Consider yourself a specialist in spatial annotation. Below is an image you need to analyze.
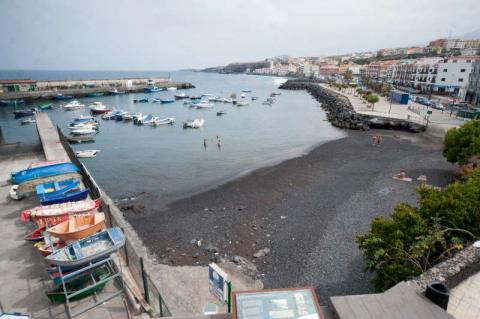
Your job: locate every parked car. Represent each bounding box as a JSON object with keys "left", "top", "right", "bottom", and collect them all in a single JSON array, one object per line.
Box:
[
  {"left": 448, "top": 101, "right": 469, "bottom": 108},
  {"left": 414, "top": 96, "right": 431, "bottom": 106},
  {"left": 430, "top": 100, "right": 445, "bottom": 110}
]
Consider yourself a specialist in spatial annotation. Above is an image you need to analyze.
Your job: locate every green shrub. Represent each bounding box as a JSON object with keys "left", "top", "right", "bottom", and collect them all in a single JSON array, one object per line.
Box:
[
  {"left": 357, "top": 168, "right": 480, "bottom": 291},
  {"left": 443, "top": 120, "right": 480, "bottom": 165}
]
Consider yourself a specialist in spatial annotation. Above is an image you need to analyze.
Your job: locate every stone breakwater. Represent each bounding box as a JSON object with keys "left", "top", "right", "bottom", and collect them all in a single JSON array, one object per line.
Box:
[{"left": 279, "top": 80, "right": 426, "bottom": 133}]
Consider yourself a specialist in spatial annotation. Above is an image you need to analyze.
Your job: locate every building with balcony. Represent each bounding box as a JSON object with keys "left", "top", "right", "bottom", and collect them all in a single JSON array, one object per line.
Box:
[{"left": 412, "top": 58, "right": 443, "bottom": 93}]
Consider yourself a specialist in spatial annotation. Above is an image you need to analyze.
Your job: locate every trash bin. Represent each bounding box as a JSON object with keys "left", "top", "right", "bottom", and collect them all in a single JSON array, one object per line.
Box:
[{"left": 426, "top": 281, "right": 450, "bottom": 310}]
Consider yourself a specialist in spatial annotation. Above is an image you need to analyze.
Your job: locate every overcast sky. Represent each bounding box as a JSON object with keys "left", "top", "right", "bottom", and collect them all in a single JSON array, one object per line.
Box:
[{"left": 0, "top": 0, "right": 478, "bottom": 71}]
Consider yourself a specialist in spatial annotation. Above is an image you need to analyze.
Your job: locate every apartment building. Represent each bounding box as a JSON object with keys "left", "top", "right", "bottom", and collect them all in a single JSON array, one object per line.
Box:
[
  {"left": 465, "top": 60, "right": 480, "bottom": 105},
  {"left": 434, "top": 56, "right": 479, "bottom": 98}
]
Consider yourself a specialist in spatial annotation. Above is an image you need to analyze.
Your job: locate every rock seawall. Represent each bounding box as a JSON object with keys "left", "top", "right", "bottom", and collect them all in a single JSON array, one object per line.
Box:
[{"left": 279, "top": 80, "right": 426, "bottom": 133}]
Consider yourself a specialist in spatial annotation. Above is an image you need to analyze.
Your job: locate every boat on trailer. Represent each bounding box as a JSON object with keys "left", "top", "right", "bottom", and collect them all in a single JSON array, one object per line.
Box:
[{"left": 45, "top": 227, "right": 126, "bottom": 267}]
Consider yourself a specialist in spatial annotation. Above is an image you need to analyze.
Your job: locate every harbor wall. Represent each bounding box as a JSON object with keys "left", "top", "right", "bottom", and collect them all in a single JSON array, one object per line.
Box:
[
  {"left": 0, "top": 79, "right": 195, "bottom": 101},
  {"left": 56, "top": 127, "right": 171, "bottom": 317}
]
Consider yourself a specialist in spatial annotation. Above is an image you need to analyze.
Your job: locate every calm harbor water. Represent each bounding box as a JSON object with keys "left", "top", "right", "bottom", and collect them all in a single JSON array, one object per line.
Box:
[{"left": 0, "top": 71, "right": 345, "bottom": 206}]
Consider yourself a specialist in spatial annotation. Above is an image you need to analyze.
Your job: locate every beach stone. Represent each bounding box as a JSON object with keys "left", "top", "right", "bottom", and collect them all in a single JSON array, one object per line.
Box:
[
  {"left": 192, "top": 252, "right": 200, "bottom": 259},
  {"left": 190, "top": 239, "right": 197, "bottom": 245},
  {"left": 253, "top": 248, "right": 271, "bottom": 258},
  {"left": 205, "top": 243, "right": 219, "bottom": 253},
  {"left": 196, "top": 240, "right": 202, "bottom": 247},
  {"left": 232, "top": 255, "right": 258, "bottom": 277}
]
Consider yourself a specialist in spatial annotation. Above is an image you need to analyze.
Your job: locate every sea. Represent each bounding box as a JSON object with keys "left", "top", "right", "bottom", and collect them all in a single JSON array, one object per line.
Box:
[{"left": 0, "top": 70, "right": 345, "bottom": 206}]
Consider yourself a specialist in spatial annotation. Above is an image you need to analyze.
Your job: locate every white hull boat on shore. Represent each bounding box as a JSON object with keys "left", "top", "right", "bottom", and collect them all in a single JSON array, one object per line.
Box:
[
  {"left": 183, "top": 118, "right": 204, "bottom": 128},
  {"left": 75, "top": 150, "right": 100, "bottom": 158}
]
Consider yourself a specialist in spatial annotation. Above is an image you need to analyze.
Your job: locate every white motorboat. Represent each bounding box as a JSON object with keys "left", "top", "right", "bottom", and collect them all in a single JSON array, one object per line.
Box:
[
  {"left": 271, "top": 91, "right": 282, "bottom": 96},
  {"left": 71, "top": 128, "right": 97, "bottom": 135},
  {"left": 123, "top": 113, "right": 134, "bottom": 121},
  {"left": 63, "top": 100, "right": 85, "bottom": 110},
  {"left": 88, "top": 101, "right": 105, "bottom": 109},
  {"left": 183, "top": 118, "right": 205, "bottom": 128},
  {"left": 75, "top": 150, "right": 100, "bottom": 158},
  {"left": 135, "top": 114, "right": 154, "bottom": 125},
  {"left": 240, "top": 93, "right": 246, "bottom": 99},
  {"left": 167, "top": 87, "right": 177, "bottom": 91},
  {"left": 68, "top": 123, "right": 98, "bottom": 130},
  {"left": 152, "top": 117, "right": 175, "bottom": 126},
  {"left": 221, "top": 97, "right": 233, "bottom": 103},
  {"left": 194, "top": 101, "right": 214, "bottom": 109},
  {"left": 152, "top": 98, "right": 161, "bottom": 103},
  {"left": 236, "top": 101, "right": 249, "bottom": 107},
  {"left": 21, "top": 117, "right": 36, "bottom": 125},
  {"left": 174, "top": 92, "right": 189, "bottom": 99}
]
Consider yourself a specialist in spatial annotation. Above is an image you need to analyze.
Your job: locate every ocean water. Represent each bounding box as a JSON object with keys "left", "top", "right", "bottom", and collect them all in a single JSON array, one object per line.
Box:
[{"left": 0, "top": 71, "right": 345, "bottom": 206}]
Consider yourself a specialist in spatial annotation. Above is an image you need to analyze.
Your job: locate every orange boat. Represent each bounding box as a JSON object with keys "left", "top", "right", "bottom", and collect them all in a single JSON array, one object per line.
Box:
[{"left": 47, "top": 213, "right": 106, "bottom": 241}]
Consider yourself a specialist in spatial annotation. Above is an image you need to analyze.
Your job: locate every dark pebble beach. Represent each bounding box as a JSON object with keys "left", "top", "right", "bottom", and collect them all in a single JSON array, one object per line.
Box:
[{"left": 126, "top": 129, "right": 454, "bottom": 302}]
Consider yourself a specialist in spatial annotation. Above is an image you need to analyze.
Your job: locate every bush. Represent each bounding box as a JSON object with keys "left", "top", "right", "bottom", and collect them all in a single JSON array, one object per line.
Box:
[
  {"left": 357, "top": 168, "right": 480, "bottom": 291},
  {"left": 443, "top": 120, "right": 480, "bottom": 165}
]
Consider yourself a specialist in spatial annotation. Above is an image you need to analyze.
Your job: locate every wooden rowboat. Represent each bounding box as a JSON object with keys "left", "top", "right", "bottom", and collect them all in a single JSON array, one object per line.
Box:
[
  {"left": 34, "top": 240, "right": 66, "bottom": 257},
  {"left": 24, "top": 227, "right": 45, "bottom": 241},
  {"left": 47, "top": 213, "right": 106, "bottom": 241},
  {"left": 20, "top": 199, "right": 100, "bottom": 227}
]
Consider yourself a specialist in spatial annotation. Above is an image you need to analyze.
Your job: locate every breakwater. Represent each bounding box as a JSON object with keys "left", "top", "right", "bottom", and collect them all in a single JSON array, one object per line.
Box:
[
  {"left": 0, "top": 79, "right": 195, "bottom": 102},
  {"left": 279, "top": 80, "right": 426, "bottom": 133}
]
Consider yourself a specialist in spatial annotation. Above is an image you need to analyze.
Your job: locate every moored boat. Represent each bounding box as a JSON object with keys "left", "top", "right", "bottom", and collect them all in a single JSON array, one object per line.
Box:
[
  {"left": 11, "top": 162, "right": 79, "bottom": 185},
  {"left": 216, "top": 110, "right": 226, "bottom": 116},
  {"left": 194, "top": 101, "right": 214, "bottom": 109},
  {"left": 160, "top": 98, "right": 175, "bottom": 103},
  {"left": 183, "top": 118, "right": 205, "bottom": 128},
  {"left": 85, "top": 92, "right": 105, "bottom": 98},
  {"left": 45, "top": 227, "right": 126, "bottom": 267},
  {"left": 71, "top": 128, "right": 97, "bottom": 135},
  {"left": 174, "top": 92, "right": 189, "bottom": 99},
  {"left": 0, "top": 99, "right": 25, "bottom": 105},
  {"left": 47, "top": 213, "right": 106, "bottom": 241},
  {"left": 53, "top": 94, "right": 74, "bottom": 101},
  {"left": 75, "top": 150, "right": 100, "bottom": 158},
  {"left": 152, "top": 117, "right": 175, "bottom": 126},
  {"left": 110, "top": 88, "right": 127, "bottom": 95},
  {"left": 13, "top": 109, "right": 35, "bottom": 118},
  {"left": 133, "top": 98, "right": 149, "bottom": 103},
  {"left": 144, "top": 85, "right": 161, "bottom": 93},
  {"left": 236, "top": 101, "right": 249, "bottom": 107},
  {"left": 39, "top": 103, "right": 53, "bottom": 110},
  {"left": 62, "top": 100, "right": 85, "bottom": 110},
  {"left": 21, "top": 117, "right": 36, "bottom": 125},
  {"left": 241, "top": 88, "right": 252, "bottom": 93}
]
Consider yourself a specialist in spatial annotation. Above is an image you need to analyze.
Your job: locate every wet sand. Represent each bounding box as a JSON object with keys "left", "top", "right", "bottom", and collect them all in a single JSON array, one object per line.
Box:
[{"left": 125, "top": 129, "right": 454, "bottom": 302}]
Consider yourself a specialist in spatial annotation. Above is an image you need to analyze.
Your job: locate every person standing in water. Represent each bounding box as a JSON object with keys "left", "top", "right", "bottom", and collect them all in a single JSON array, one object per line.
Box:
[{"left": 203, "top": 138, "right": 207, "bottom": 150}]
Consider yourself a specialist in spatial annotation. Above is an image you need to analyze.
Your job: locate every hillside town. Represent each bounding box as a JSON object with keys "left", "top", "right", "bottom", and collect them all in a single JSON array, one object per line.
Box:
[{"left": 251, "top": 37, "right": 480, "bottom": 106}]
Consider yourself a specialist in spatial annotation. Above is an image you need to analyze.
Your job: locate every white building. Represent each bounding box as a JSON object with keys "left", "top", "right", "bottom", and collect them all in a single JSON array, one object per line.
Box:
[{"left": 434, "top": 56, "right": 479, "bottom": 98}]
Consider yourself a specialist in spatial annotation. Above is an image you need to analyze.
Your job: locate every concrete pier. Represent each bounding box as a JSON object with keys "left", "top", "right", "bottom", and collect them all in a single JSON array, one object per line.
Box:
[{"left": 35, "top": 112, "right": 70, "bottom": 162}]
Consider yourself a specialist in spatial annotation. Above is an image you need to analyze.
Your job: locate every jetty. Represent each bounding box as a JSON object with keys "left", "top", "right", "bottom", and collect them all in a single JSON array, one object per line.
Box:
[{"left": 0, "top": 77, "right": 195, "bottom": 102}]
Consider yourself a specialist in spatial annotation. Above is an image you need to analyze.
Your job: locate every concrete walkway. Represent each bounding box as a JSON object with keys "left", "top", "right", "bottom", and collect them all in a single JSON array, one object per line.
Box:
[
  {"left": 0, "top": 149, "right": 127, "bottom": 319},
  {"left": 35, "top": 112, "right": 70, "bottom": 162},
  {"left": 448, "top": 271, "right": 480, "bottom": 319}
]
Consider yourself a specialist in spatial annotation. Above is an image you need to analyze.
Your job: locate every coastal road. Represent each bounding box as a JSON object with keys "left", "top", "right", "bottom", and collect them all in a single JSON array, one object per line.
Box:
[{"left": 126, "top": 130, "right": 454, "bottom": 303}]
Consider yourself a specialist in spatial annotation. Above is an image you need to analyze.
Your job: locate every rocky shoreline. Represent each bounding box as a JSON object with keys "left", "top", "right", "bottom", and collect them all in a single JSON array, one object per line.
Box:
[{"left": 279, "top": 79, "right": 426, "bottom": 133}]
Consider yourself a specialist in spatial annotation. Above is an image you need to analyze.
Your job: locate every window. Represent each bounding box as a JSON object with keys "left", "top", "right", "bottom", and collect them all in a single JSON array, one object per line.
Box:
[
  {"left": 441, "top": 78, "right": 446, "bottom": 81},
  {"left": 461, "top": 69, "right": 466, "bottom": 72},
  {"left": 443, "top": 69, "right": 447, "bottom": 72},
  {"left": 459, "top": 78, "right": 464, "bottom": 82}
]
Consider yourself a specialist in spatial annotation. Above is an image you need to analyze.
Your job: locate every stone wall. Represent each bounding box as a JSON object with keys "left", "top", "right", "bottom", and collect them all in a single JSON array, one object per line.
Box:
[
  {"left": 408, "top": 243, "right": 480, "bottom": 293},
  {"left": 279, "top": 80, "right": 426, "bottom": 133}
]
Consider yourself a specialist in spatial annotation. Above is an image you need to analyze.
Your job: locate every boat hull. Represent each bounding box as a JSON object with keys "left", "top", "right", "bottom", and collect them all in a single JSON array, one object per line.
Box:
[
  {"left": 40, "top": 188, "right": 90, "bottom": 206},
  {"left": 47, "top": 213, "right": 106, "bottom": 241},
  {"left": 11, "top": 163, "right": 79, "bottom": 185}
]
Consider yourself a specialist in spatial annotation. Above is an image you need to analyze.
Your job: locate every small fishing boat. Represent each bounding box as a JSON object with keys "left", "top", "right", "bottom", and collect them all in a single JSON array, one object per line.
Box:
[
  {"left": 20, "top": 198, "right": 100, "bottom": 227},
  {"left": 194, "top": 101, "right": 214, "bottom": 109},
  {"left": 135, "top": 114, "right": 154, "bottom": 125},
  {"left": 13, "top": 109, "right": 35, "bottom": 118},
  {"left": 241, "top": 88, "right": 252, "bottom": 93},
  {"left": 72, "top": 115, "right": 96, "bottom": 122},
  {"left": 75, "top": 150, "right": 100, "bottom": 158},
  {"left": 11, "top": 162, "right": 79, "bottom": 185},
  {"left": 110, "top": 88, "right": 127, "bottom": 95},
  {"left": 144, "top": 85, "right": 161, "bottom": 93},
  {"left": 36, "top": 179, "right": 81, "bottom": 198},
  {"left": 71, "top": 128, "right": 97, "bottom": 135},
  {"left": 62, "top": 100, "right": 85, "bottom": 110},
  {"left": 28, "top": 160, "right": 68, "bottom": 169},
  {"left": 216, "top": 110, "right": 226, "bottom": 116},
  {"left": 36, "top": 240, "right": 66, "bottom": 257},
  {"left": 270, "top": 92, "right": 282, "bottom": 96},
  {"left": 240, "top": 93, "right": 246, "bottom": 99},
  {"left": 46, "top": 266, "right": 110, "bottom": 302},
  {"left": 53, "top": 94, "right": 74, "bottom": 101},
  {"left": 152, "top": 98, "right": 161, "bottom": 103},
  {"left": 0, "top": 99, "right": 25, "bottom": 105},
  {"left": 68, "top": 123, "right": 98, "bottom": 131},
  {"left": 251, "top": 97, "right": 258, "bottom": 101},
  {"left": 90, "top": 105, "right": 111, "bottom": 115},
  {"left": 21, "top": 117, "right": 36, "bottom": 125},
  {"left": 174, "top": 93, "right": 189, "bottom": 99},
  {"left": 167, "top": 87, "right": 177, "bottom": 91},
  {"left": 38, "top": 103, "right": 53, "bottom": 110},
  {"left": 152, "top": 117, "right": 175, "bottom": 126},
  {"left": 160, "top": 98, "right": 175, "bottom": 104},
  {"left": 45, "top": 227, "right": 125, "bottom": 267},
  {"left": 85, "top": 92, "right": 105, "bottom": 98},
  {"left": 236, "top": 101, "right": 249, "bottom": 107},
  {"left": 122, "top": 113, "right": 134, "bottom": 121},
  {"left": 39, "top": 187, "right": 90, "bottom": 206},
  {"left": 112, "top": 111, "right": 128, "bottom": 121},
  {"left": 133, "top": 98, "right": 149, "bottom": 103},
  {"left": 221, "top": 97, "right": 233, "bottom": 103},
  {"left": 189, "top": 95, "right": 202, "bottom": 101},
  {"left": 24, "top": 226, "right": 45, "bottom": 241},
  {"left": 183, "top": 118, "right": 205, "bottom": 128},
  {"left": 47, "top": 213, "right": 106, "bottom": 241},
  {"left": 67, "top": 135, "right": 95, "bottom": 143}
]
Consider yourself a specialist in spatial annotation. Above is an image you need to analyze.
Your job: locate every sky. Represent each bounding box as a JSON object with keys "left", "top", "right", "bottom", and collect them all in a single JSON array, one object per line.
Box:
[{"left": 0, "top": 0, "right": 479, "bottom": 71}]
